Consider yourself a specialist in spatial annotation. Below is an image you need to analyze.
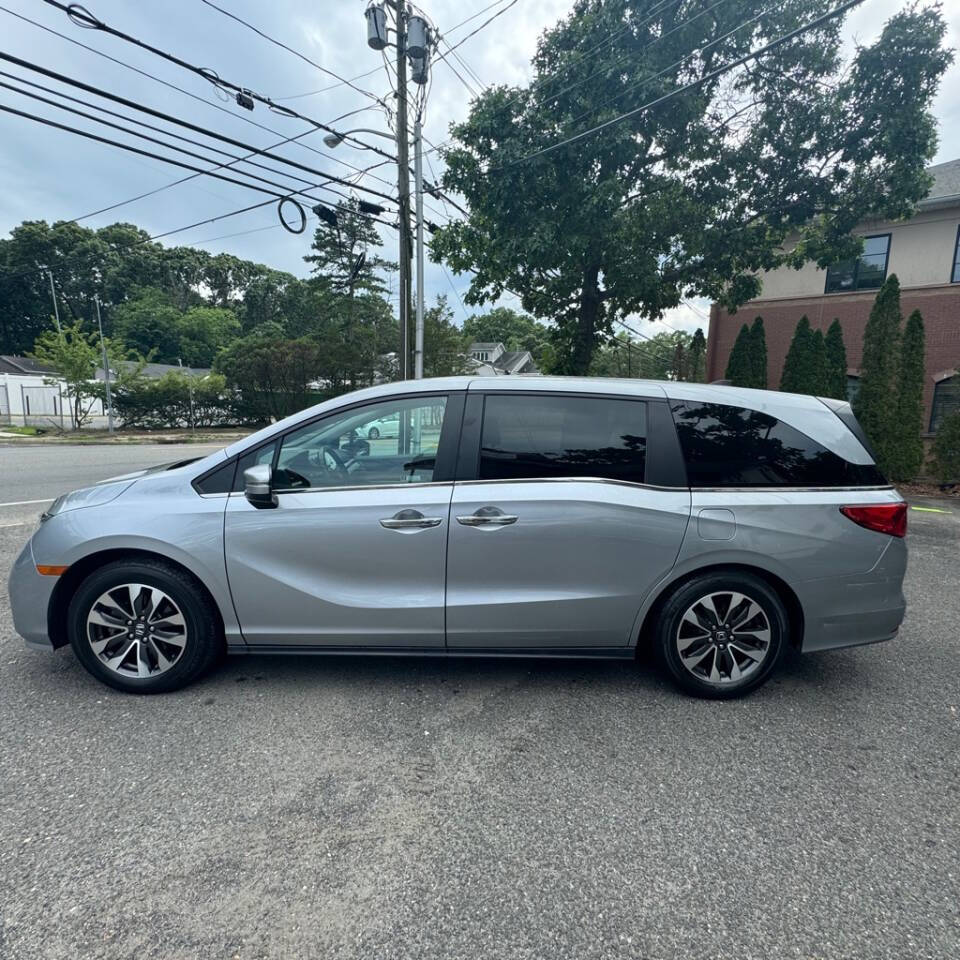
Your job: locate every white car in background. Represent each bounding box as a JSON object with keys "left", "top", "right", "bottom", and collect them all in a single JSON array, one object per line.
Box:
[{"left": 364, "top": 413, "right": 399, "bottom": 440}]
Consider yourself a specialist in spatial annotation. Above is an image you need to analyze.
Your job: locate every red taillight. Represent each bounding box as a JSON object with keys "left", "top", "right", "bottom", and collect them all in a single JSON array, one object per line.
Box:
[{"left": 840, "top": 502, "right": 907, "bottom": 538}]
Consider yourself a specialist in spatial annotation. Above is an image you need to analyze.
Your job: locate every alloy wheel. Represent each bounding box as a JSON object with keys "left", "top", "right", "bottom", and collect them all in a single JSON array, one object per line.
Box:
[
  {"left": 675, "top": 590, "right": 772, "bottom": 685},
  {"left": 86, "top": 583, "right": 187, "bottom": 679}
]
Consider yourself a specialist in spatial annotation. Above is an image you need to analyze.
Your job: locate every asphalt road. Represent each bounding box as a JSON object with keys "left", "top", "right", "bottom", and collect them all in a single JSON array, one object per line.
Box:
[{"left": 0, "top": 447, "right": 958, "bottom": 960}]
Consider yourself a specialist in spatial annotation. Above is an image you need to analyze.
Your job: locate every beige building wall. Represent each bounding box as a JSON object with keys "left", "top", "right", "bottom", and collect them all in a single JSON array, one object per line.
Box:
[{"left": 756, "top": 207, "right": 960, "bottom": 300}]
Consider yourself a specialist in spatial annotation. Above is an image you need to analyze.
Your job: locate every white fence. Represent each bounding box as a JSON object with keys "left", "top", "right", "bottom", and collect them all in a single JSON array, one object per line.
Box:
[{"left": 0, "top": 374, "right": 105, "bottom": 430}]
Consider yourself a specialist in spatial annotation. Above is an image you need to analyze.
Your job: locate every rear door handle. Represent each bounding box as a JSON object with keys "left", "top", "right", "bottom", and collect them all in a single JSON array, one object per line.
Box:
[
  {"left": 456, "top": 507, "right": 518, "bottom": 527},
  {"left": 380, "top": 509, "right": 443, "bottom": 529}
]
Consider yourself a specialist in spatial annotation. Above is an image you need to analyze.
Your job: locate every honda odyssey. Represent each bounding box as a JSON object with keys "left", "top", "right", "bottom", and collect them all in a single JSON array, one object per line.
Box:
[{"left": 9, "top": 377, "right": 907, "bottom": 698}]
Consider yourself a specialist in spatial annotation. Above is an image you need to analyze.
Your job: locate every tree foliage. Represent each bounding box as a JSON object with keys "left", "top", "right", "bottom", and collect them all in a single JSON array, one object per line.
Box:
[
  {"left": 889, "top": 308, "right": 926, "bottom": 481},
  {"left": 724, "top": 324, "right": 754, "bottom": 387},
  {"left": 822, "top": 319, "right": 848, "bottom": 400},
  {"left": 780, "top": 316, "right": 816, "bottom": 394},
  {"left": 432, "top": 1, "right": 951, "bottom": 373},
  {"left": 423, "top": 297, "right": 471, "bottom": 378},
  {"left": 591, "top": 328, "right": 703, "bottom": 381},
  {"left": 749, "top": 317, "right": 768, "bottom": 389},
  {"left": 854, "top": 275, "right": 903, "bottom": 473},
  {"left": 462, "top": 307, "right": 552, "bottom": 366}
]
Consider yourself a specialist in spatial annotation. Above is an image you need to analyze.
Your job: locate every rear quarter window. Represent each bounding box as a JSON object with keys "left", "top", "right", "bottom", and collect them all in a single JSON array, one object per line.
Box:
[{"left": 671, "top": 401, "right": 886, "bottom": 488}]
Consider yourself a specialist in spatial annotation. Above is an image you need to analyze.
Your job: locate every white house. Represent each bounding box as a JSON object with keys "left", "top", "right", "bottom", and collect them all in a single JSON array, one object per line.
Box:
[{"left": 468, "top": 342, "right": 539, "bottom": 376}]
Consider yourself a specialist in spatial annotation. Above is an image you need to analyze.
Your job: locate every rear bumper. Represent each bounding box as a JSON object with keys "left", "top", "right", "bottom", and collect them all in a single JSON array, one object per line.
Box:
[
  {"left": 798, "top": 537, "right": 907, "bottom": 652},
  {"left": 8, "top": 538, "right": 57, "bottom": 651}
]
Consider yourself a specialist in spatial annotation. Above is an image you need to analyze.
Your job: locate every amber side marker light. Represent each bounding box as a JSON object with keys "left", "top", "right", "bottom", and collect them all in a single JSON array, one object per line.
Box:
[{"left": 36, "top": 564, "right": 69, "bottom": 576}]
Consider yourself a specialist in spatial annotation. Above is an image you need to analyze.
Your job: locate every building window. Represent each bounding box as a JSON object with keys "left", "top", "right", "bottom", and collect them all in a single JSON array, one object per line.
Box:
[
  {"left": 846, "top": 375, "right": 860, "bottom": 407},
  {"left": 473, "top": 351, "right": 489, "bottom": 361},
  {"left": 824, "top": 235, "right": 891, "bottom": 293},
  {"left": 952, "top": 225, "right": 960, "bottom": 283},
  {"left": 930, "top": 375, "right": 960, "bottom": 432}
]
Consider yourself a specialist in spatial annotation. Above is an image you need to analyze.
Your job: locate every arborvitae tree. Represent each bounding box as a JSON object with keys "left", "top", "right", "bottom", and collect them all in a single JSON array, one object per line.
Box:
[
  {"left": 823, "top": 319, "right": 848, "bottom": 400},
  {"left": 724, "top": 323, "right": 753, "bottom": 386},
  {"left": 749, "top": 316, "right": 768, "bottom": 388},
  {"left": 889, "top": 308, "right": 926, "bottom": 480},
  {"left": 854, "top": 275, "right": 903, "bottom": 475},
  {"left": 779, "top": 316, "right": 815, "bottom": 393},
  {"left": 810, "top": 328, "right": 827, "bottom": 396},
  {"left": 688, "top": 327, "right": 707, "bottom": 382}
]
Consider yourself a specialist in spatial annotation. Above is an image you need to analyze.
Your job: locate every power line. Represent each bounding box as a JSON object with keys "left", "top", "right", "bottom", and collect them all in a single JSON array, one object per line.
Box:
[
  {"left": 274, "top": 66, "right": 384, "bottom": 101},
  {"left": 38, "top": 0, "right": 398, "bottom": 162},
  {"left": 444, "top": 0, "right": 512, "bottom": 36},
  {"left": 498, "top": 0, "right": 864, "bottom": 168},
  {"left": 441, "top": 0, "right": 521, "bottom": 56},
  {"left": 197, "top": 0, "right": 390, "bottom": 108},
  {"left": 0, "top": 51, "right": 397, "bottom": 204},
  {"left": 0, "top": 5, "right": 399, "bottom": 191}
]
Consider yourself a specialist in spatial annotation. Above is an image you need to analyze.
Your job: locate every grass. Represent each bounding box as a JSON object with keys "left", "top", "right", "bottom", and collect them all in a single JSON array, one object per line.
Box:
[{"left": 0, "top": 425, "right": 43, "bottom": 436}]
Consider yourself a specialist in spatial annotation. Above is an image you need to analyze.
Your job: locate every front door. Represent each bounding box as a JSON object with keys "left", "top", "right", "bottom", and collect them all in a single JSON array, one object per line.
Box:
[
  {"left": 445, "top": 392, "right": 690, "bottom": 650},
  {"left": 225, "top": 393, "right": 459, "bottom": 648}
]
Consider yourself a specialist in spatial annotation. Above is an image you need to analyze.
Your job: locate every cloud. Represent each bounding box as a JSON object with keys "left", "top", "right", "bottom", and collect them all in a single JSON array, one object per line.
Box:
[{"left": 1, "top": 0, "right": 956, "bottom": 334}]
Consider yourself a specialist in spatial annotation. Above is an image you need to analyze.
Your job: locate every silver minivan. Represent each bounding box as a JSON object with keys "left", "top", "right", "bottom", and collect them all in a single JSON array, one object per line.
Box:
[{"left": 9, "top": 377, "right": 907, "bottom": 699}]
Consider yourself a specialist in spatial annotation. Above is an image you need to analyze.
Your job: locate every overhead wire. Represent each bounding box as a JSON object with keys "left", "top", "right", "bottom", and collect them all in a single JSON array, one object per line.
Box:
[{"left": 0, "top": 6, "right": 399, "bottom": 191}]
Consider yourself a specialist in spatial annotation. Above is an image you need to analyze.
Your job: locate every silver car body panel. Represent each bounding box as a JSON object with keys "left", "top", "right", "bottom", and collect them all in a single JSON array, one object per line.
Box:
[{"left": 8, "top": 376, "right": 906, "bottom": 658}]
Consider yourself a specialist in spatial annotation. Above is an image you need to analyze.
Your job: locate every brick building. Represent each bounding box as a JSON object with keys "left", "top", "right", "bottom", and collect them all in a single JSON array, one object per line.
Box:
[{"left": 706, "top": 158, "right": 960, "bottom": 436}]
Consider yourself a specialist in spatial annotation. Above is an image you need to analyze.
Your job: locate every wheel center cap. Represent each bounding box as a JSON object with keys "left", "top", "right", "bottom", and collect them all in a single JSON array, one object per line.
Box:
[
  {"left": 134, "top": 622, "right": 146, "bottom": 637},
  {"left": 715, "top": 630, "right": 729, "bottom": 643}
]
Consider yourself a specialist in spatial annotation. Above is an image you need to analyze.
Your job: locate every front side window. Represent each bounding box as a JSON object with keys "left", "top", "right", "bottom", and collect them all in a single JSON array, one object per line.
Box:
[
  {"left": 479, "top": 394, "right": 647, "bottom": 483},
  {"left": 930, "top": 376, "right": 960, "bottom": 432},
  {"left": 273, "top": 396, "right": 447, "bottom": 490},
  {"left": 671, "top": 401, "right": 886, "bottom": 487},
  {"left": 825, "top": 235, "right": 890, "bottom": 293}
]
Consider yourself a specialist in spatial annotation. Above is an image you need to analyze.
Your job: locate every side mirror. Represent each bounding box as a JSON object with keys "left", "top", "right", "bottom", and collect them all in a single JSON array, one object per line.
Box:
[{"left": 243, "top": 464, "right": 277, "bottom": 509}]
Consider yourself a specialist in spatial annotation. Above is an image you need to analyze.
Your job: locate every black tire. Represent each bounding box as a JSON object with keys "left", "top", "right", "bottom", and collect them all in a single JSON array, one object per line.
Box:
[
  {"left": 656, "top": 571, "right": 789, "bottom": 700},
  {"left": 368, "top": 426, "right": 380, "bottom": 440},
  {"left": 68, "top": 558, "right": 223, "bottom": 694}
]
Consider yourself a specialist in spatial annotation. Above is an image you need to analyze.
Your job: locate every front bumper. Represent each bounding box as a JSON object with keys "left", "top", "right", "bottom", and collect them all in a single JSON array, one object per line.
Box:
[{"left": 8, "top": 538, "right": 58, "bottom": 651}]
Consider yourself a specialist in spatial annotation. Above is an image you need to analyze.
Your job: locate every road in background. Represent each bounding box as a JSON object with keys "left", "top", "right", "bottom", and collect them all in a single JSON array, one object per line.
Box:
[
  {"left": 0, "top": 447, "right": 957, "bottom": 960},
  {"left": 0, "top": 443, "right": 223, "bottom": 505}
]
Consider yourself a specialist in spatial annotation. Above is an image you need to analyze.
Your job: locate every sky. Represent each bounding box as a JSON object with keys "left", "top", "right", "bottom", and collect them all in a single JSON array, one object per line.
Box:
[{"left": 1, "top": 0, "right": 958, "bottom": 339}]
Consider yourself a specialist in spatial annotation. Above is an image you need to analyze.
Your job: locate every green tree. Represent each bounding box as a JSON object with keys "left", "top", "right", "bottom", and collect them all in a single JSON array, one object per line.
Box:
[
  {"left": 591, "top": 330, "right": 692, "bottom": 380},
  {"left": 30, "top": 320, "right": 113, "bottom": 429},
  {"left": 111, "top": 288, "right": 182, "bottom": 363},
  {"left": 431, "top": 3, "right": 951, "bottom": 373},
  {"left": 749, "top": 317, "right": 768, "bottom": 389},
  {"left": 687, "top": 328, "right": 706, "bottom": 383},
  {"left": 889, "top": 309, "right": 926, "bottom": 480},
  {"left": 780, "top": 316, "right": 816, "bottom": 394},
  {"left": 930, "top": 412, "right": 960, "bottom": 484},
  {"left": 854, "top": 276, "right": 903, "bottom": 474},
  {"left": 823, "top": 319, "right": 848, "bottom": 400},
  {"left": 725, "top": 324, "right": 754, "bottom": 387},
  {"left": 177, "top": 306, "right": 240, "bottom": 368},
  {"left": 419, "top": 297, "right": 470, "bottom": 377}
]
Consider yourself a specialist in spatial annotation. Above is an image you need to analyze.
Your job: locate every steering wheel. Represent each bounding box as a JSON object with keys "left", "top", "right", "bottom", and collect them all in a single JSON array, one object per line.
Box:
[{"left": 310, "top": 444, "right": 350, "bottom": 479}]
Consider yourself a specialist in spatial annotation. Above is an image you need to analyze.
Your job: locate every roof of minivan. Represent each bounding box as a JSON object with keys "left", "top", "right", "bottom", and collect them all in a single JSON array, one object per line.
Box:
[{"left": 223, "top": 376, "right": 871, "bottom": 465}]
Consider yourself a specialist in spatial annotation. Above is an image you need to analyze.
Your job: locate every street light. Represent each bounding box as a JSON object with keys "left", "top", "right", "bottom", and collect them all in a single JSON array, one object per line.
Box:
[
  {"left": 322, "top": 128, "right": 397, "bottom": 149},
  {"left": 325, "top": 125, "right": 427, "bottom": 380}
]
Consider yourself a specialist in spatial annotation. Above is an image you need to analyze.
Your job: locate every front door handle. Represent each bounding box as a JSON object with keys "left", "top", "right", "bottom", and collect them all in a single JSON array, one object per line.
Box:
[
  {"left": 380, "top": 509, "right": 442, "bottom": 530},
  {"left": 456, "top": 506, "right": 518, "bottom": 527}
]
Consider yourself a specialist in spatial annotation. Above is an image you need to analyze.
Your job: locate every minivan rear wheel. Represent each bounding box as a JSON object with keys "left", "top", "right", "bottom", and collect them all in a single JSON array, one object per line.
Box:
[
  {"left": 68, "top": 559, "right": 222, "bottom": 694},
  {"left": 656, "top": 572, "right": 789, "bottom": 699}
]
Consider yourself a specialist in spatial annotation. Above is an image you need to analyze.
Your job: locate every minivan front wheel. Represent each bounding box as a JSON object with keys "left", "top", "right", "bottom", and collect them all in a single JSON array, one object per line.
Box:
[
  {"left": 656, "top": 572, "right": 789, "bottom": 699},
  {"left": 68, "top": 559, "right": 222, "bottom": 694}
]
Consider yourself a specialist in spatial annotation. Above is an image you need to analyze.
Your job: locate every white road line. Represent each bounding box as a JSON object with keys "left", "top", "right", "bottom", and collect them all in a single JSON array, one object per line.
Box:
[{"left": 0, "top": 498, "right": 54, "bottom": 508}]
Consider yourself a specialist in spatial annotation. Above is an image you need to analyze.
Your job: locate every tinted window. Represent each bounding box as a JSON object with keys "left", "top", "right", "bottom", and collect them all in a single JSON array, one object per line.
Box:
[
  {"left": 825, "top": 235, "right": 890, "bottom": 293},
  {"left": 479, "top": 395, "right": 646, "bottom": 483},
  {"left": 193, "top": 459, "right": 235, "bottom": 495},
  {"left": 671, "top": 401, "right": 886, "bottom": 487},
  {"left": 274, "top": 396, "right": 447, "bottom": 490}
]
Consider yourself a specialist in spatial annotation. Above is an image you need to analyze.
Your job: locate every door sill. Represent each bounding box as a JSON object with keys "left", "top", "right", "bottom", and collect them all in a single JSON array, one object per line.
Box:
[{"left": 229, "top": 644, "right": 633, "bottom": 660}]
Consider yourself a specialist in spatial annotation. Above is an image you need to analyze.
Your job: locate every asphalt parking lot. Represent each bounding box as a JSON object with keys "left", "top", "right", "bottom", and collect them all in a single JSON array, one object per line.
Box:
[{"left": 1, "top": 444, "right": 958, "bottom": 960}]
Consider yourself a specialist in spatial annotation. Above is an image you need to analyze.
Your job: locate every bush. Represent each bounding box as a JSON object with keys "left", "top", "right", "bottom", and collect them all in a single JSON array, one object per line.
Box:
[
  {"left": 930, "top": 412, "right": 960, "bottom": 484},
  {"left": 108, "top": 371, "right": 236, "bottom": 429}
]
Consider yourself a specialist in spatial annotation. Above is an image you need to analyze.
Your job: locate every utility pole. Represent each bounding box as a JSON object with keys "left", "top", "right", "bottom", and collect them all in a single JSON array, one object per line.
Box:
[
  {"left": 94, "top": 296, "right": 114, "bottom": 434},
  {"left": 392, "top": 2, "right": 412, "bottom": 381},
  {"left": 413, "top": 116, "right": 425, "bottom": 379},
  {"left": 47, "top": 270, "right": 62, "bottom": 335},
  {"left": 177, "top": 358, "right": 195, "bottom": 432}
]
